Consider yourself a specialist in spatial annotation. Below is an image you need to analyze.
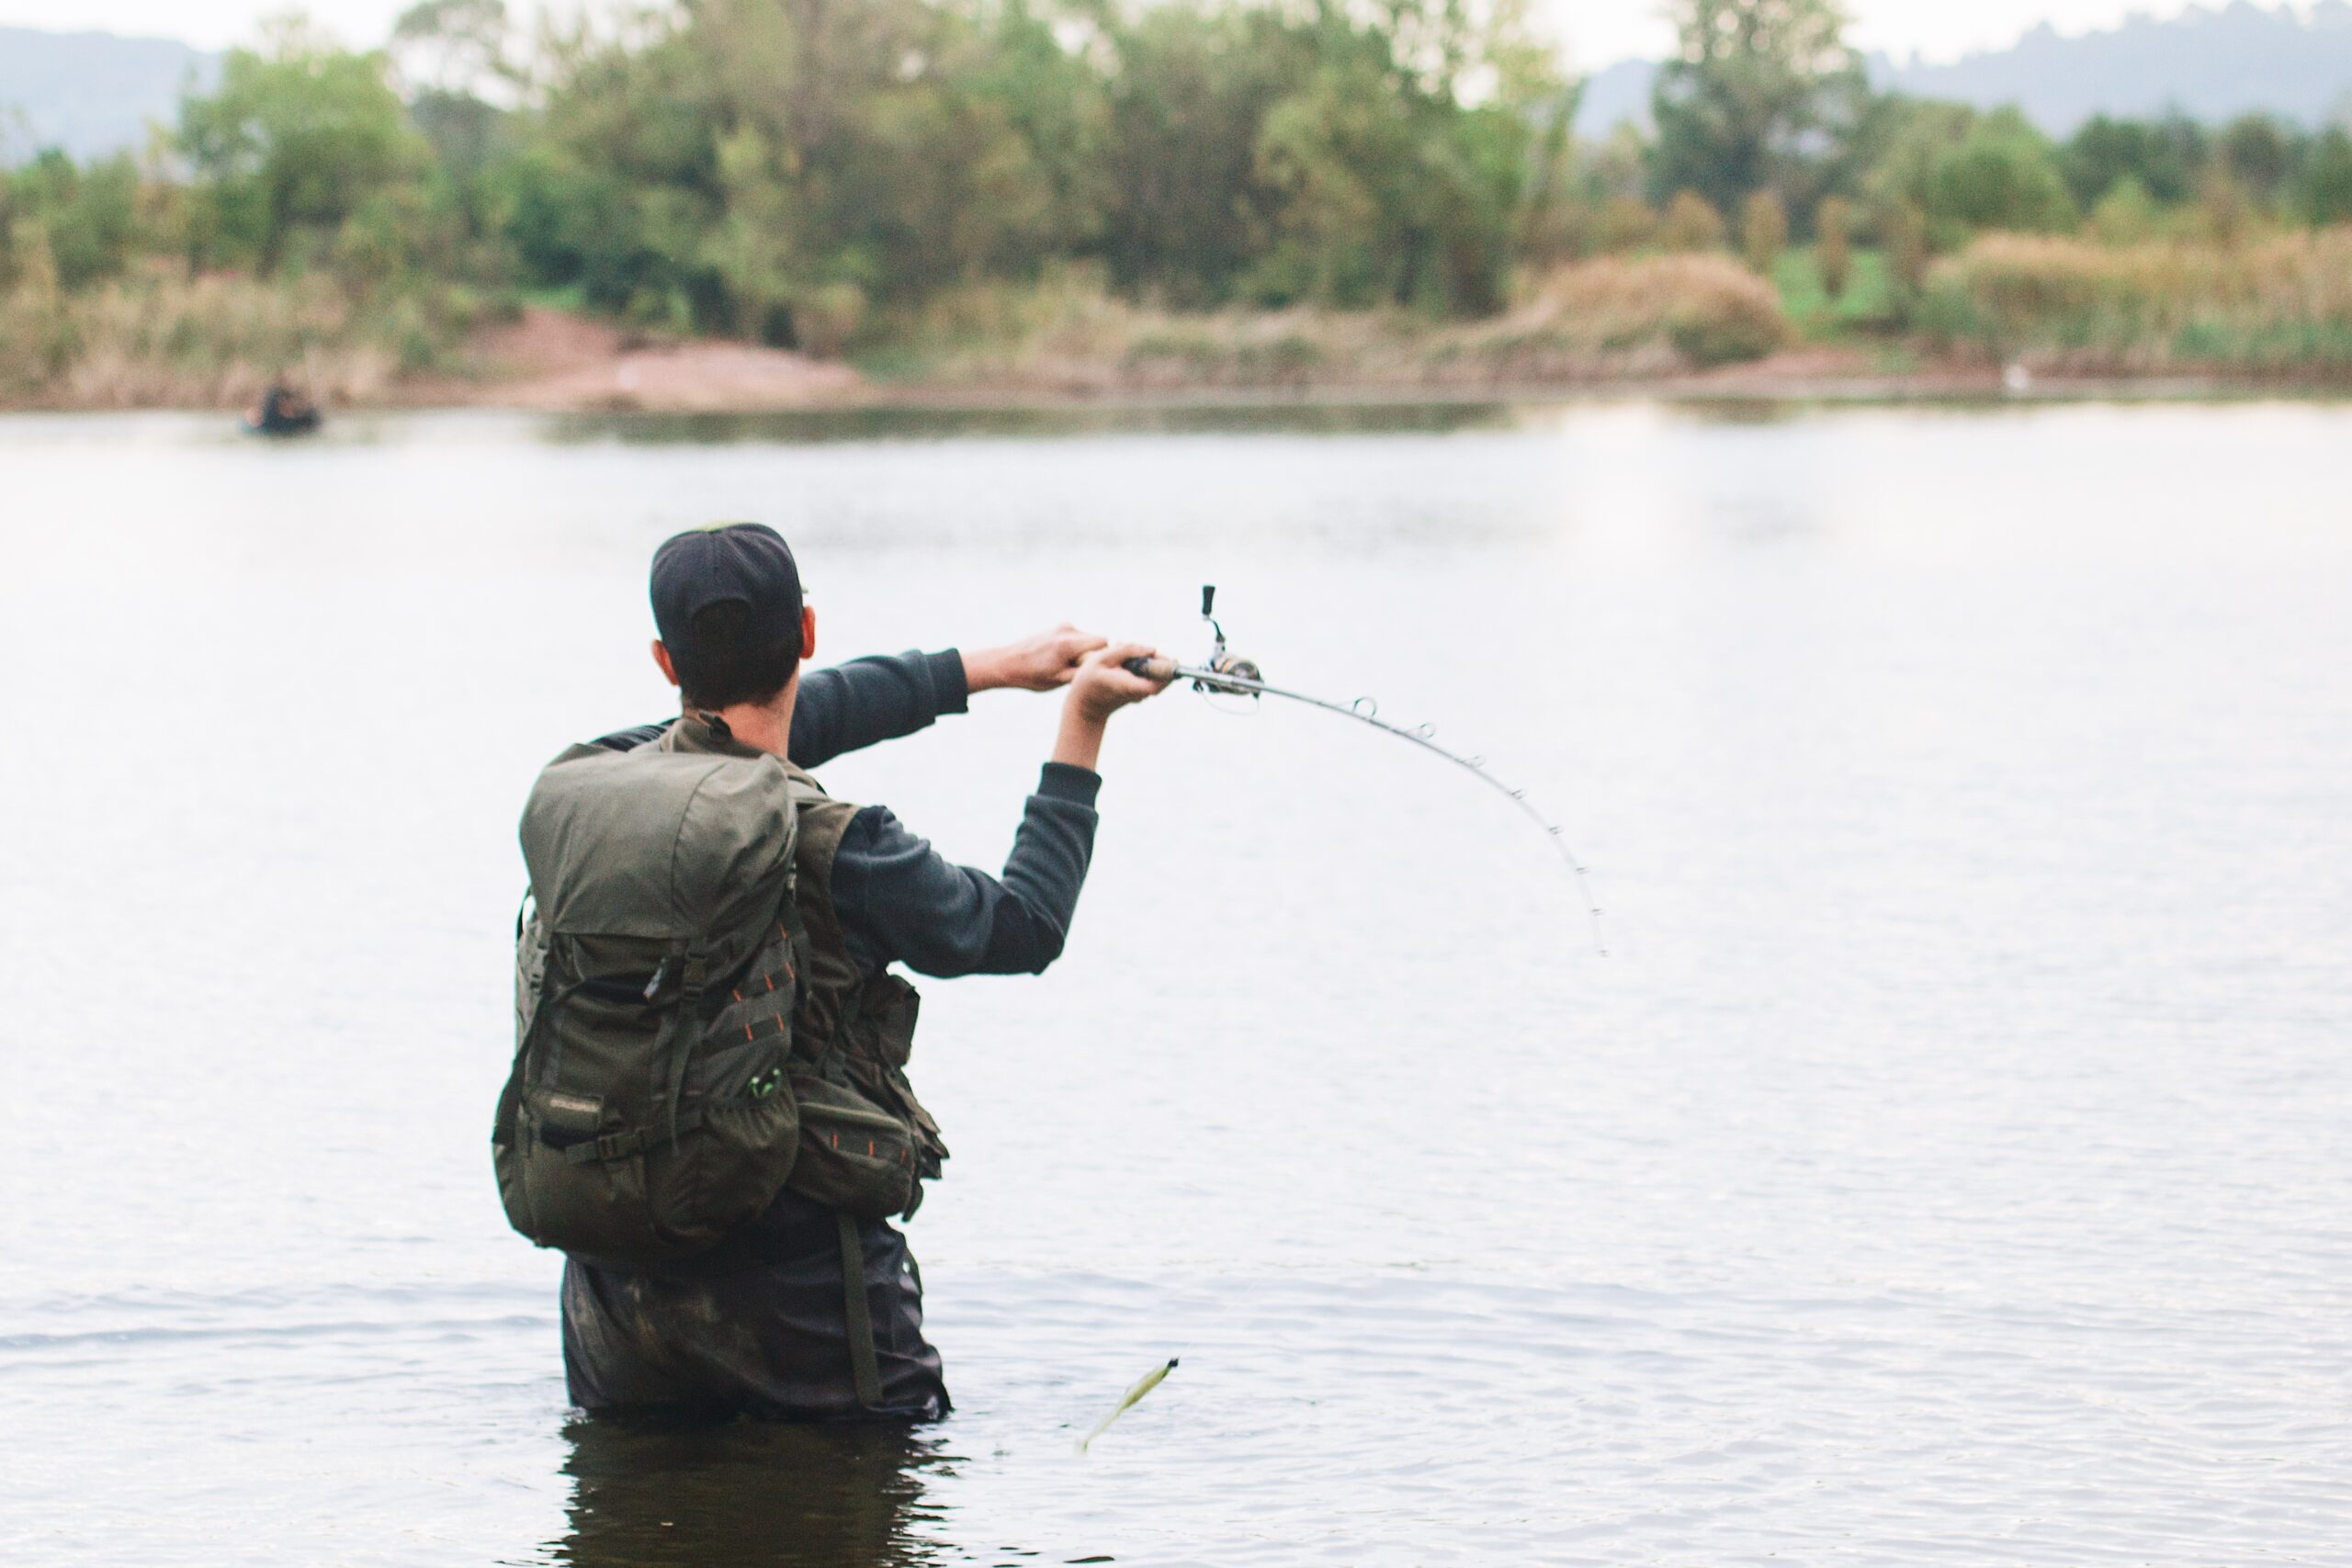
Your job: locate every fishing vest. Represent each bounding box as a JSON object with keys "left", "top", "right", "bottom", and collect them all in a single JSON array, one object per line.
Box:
[{"left": 495, "top": 715, "right": 949, "bottom": 1279}]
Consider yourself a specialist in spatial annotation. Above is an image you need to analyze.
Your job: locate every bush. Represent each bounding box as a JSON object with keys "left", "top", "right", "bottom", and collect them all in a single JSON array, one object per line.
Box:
[
  {"left": 1521, "top": 253, "right": 1788, "bottom": 367},
  {"left": 1816, "top": 195, "right": 1852, "bottom": 299},
  {"left": 1659, "top": 191, "right": 1727, "bottom": 252},
  {"left": 1741, "top": 191, "right": 1788, "bottom": 276}
]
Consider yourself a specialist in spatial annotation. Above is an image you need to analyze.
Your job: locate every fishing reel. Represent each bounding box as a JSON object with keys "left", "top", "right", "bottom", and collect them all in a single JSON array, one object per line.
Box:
[
  {"left": 1126, "top": 585, "right": 1262, "bottom": 693},
  {"left": 1193, "top": 585, "right": 1263, "bottom": 690}
]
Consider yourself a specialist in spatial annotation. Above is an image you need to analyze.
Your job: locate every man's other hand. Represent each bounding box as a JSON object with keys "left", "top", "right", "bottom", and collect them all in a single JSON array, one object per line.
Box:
[
  {"left": 966, "top": 626, "right": 1110, "bottom": 693},
  {"left": 1068, "top": 643, "right": 1173, "bottom": 724}
]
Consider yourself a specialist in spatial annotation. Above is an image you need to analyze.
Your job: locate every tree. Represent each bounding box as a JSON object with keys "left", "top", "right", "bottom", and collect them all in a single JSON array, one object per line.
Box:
[
  {"left": 1923, "top": 109, "right": 2075, "bottom": 239},
  {"left": 391, "top": 0, "right": 512, "bottom": 97},
  {"left": 1099, "top": 4, "right": 1300, "bottom": 303},
  {"left": 6, "top": 150, "right": 141, "bottom": 289},
  {"left": 2301, "top": 127, "right": 2352, "bottom": 226},
  {"left": 1649, "top": 0, "right": 1869, "bottom": 216},
  {"left": 2088, "top": 175, "right": 2161, "bottom": 244},
  {"left": 2060, "top": 113, "right": 2207, "bottom": 209},
  {"left": 1248, "top": 1, "right": 1562, "bottom": 314},
  {"left": 2217, "top": 114, "right": 2297, "bottom": 203},
  {"left": 177, "top": 21, "right": 429, "bottom": 272}
]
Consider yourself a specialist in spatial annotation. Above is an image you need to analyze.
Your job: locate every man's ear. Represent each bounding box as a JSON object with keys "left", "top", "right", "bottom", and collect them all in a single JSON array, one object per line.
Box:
[
  {"left": 651, "top": 639, "right": 681, "bottom": 688},
  {"left": 800, "top": 605, "right": 817, "bottom": 660}
]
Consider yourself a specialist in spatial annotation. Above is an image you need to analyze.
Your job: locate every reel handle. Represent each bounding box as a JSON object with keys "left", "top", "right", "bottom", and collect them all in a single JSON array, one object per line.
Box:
[{"left": 1125, "top": 655, "right": 1181, "bottom": 682}]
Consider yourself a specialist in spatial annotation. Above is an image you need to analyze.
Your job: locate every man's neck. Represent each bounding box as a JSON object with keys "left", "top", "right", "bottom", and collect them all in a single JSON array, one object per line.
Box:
[{"left": 693, "top": 688, "right": 797, "bottom": 759}]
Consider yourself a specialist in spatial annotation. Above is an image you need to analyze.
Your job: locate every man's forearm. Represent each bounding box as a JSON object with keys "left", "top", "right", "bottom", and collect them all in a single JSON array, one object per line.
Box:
[{"left": 1051, "top": 705, "right": 1110, "bottom": 773}]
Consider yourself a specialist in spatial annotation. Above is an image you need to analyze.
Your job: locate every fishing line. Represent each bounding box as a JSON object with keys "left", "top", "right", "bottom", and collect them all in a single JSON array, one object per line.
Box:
[
  {"left": 1128, "top": 587, "right": 1607, "bottom": 957},
  {"left": 1078, "top": 589, "right": 1608, "bottom": 1449}
]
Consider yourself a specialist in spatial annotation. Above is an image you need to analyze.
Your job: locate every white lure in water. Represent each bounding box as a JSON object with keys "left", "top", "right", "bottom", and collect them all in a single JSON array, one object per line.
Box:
[{"left": 1076, "top": 1358, "right": 1179, "bottom": 1453}]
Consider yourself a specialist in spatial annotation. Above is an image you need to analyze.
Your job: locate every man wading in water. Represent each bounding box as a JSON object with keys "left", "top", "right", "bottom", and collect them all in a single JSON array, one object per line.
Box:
[{"left": 497, "top": 522, "right": 1167, "bottom": 1419}]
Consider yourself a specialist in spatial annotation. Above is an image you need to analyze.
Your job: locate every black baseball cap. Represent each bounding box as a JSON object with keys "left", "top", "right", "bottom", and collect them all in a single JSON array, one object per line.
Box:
[{"left": 650, "top": 523, "right": 804, "bottom": 666}]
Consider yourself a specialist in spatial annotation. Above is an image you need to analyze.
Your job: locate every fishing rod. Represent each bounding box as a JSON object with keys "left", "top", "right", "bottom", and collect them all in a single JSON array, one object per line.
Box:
[{"left": 1125, "top": 587, "right": 1607, "bottom": 957}]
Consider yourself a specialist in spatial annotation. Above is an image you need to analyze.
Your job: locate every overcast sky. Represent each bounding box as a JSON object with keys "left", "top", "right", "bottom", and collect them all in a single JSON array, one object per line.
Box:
[{"left": 0, "top": 0, "right": 2258, "bottom": 67}]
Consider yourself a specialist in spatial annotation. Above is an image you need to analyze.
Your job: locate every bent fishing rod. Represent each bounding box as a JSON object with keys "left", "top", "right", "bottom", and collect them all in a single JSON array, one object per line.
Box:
[{"left": 1125, "top": 587, "right": 1607, "bottom": 956}]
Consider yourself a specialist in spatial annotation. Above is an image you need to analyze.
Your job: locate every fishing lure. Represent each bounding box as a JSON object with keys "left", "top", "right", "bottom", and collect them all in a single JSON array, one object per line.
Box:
[
  {"left": 1077, "top": 1358, "right": 1179, "bottom": 1453},
  {"left": 1127, "top": 587, "right": 1607, "bottom": 956}
]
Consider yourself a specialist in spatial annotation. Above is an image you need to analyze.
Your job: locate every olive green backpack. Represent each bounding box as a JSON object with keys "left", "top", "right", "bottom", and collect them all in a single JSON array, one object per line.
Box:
[{"left": 494, "top": 740, "right": 807, "bottom": 1271}]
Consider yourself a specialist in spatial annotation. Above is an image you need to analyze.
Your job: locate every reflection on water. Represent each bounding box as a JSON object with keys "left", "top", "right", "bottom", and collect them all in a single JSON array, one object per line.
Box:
[
  {"left": 558, "top": 1418, "right": 940, "bottom": 1568},
  {"left": 539, "top": 399, "right": 1543, "bottom": 446}
]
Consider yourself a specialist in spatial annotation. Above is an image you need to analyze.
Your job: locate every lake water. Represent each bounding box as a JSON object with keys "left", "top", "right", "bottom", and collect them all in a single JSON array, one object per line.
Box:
[{"left": 2, "top": 400, "right": 2347, "bottom": 1566}]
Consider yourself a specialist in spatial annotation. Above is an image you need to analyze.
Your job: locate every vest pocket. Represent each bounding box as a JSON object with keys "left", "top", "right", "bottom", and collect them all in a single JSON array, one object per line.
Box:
[
  {"left": 652, "top": 1086, "right": 800, "bottom": 1246},
  {"left": 786, "top": 1076, "right": 917, "bottom": 1220},
  {"left": 510, "top": 1086, "right": 663, "bottom": 1265}
]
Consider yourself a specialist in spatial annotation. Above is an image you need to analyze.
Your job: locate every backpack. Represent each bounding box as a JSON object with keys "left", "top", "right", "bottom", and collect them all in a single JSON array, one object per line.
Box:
[{"left": 493, "top": 740, "right": 806, "bottom": 1271}]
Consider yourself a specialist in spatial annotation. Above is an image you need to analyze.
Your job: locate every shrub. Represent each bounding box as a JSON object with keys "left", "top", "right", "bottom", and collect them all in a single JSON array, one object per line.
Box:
[
  {"left": 1741, "top": 191, "right": 1788, "bottom": 276},
  {"left": 1521, "top": 253, "right": 1788, "bottom": 367},
  {"left": 1816, "top": 195, "right": 1852, "bottom": 299},
  {"left": 1659, "top": 191, "right": 1727, "bottom": 252}
]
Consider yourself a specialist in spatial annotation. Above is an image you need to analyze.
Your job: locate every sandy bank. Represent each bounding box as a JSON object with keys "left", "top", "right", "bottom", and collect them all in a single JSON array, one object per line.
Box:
[{"left": 376, "top": 311, "right": 2271, "bottom": 413}]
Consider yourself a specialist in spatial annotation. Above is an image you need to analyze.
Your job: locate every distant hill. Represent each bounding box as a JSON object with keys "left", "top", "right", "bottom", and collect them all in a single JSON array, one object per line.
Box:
[
  {"left": 0, "top": 26, "right": 217, "bottom": 164},
  {"left": 1576, "top": 1, "right": 2352, "bottom": 138}
]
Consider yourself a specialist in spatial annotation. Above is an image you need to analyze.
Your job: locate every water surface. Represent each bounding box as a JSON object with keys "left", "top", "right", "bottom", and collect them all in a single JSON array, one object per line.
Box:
[{"left": 2, "top": 400, "right": 2346, "bottom": 1565}]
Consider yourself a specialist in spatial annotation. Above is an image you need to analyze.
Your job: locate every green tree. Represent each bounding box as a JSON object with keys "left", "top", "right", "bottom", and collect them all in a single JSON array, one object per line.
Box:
[
  {"left": 1649, "top": 0, "right": 1869, "bottom": 216},
  {"left": 1923, "top": 108, "right": 2075, "bottom": 238},
  {"left": 178, "top": 21, "right": 429, "bottom": 272},
  {"left": 1098, "top": 4, "right": 1299, "bottom": 304},
  {"left": 2216, "top": 114, "right": 2298, "bottom": 203},
  {"left": 2088, "top": 175, "right": 2161, "bottom": 243},
  {"left": 6, "top": 150, "right": 142, "bottom": 288},
  {"left": 2060, "top": 113, "right": 2207, "bottom": 209},
  {"left": 1251, "top": 1, "right": 1561, "bottom": 313},
  {"left": 2299, "top": 127, "right": 2352, "bottom": 226}
]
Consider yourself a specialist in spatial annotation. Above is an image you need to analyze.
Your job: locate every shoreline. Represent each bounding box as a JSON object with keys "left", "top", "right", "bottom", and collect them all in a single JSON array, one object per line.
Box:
[
  {"left": 7, "top": 371, "right": 2339, "bottom": 418},
  {"left": 7, "top": 310, "right": 2347, "bottom": 418}
]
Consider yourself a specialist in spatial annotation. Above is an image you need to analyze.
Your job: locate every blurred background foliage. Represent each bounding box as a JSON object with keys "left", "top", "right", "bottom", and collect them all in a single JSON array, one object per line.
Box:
[{"left": 5, "top": 0, "right": 2352, "bottom": 400}]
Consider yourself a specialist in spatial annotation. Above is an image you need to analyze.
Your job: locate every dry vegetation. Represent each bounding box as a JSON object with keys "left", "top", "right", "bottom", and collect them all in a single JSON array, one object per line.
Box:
[
  {"left": 880, "top": 255, "right": 1792, "bottom": 394},
  {"left": 1922, "top": 228, "right": 2352, "bottom": 377},
  {"left": 0, "top": 263, "right": 474, "bottom": 409}
]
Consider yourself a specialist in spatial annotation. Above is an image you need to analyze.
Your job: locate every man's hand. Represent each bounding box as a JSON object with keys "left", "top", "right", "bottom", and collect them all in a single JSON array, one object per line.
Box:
[
  {"left": 1054, "top": 643, "right": 1171, "bottom": 771},
  {"left": 965, "top": 626, "right": 1109, "bottom": 694}
]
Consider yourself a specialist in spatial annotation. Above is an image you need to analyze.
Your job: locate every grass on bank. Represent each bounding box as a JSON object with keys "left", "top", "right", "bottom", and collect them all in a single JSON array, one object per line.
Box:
[
  {"left": 1771, "top": 248, "right": 1899, "bottom": 336},
  {"left": 865, "top": 254, "right": 1792, "bottom": 391},
  {"left": 1917, "top": 228, "right": 2352, "bottom": 377},
  {"left": 0, "top": 261, "right": 483, "bottom": 408}
]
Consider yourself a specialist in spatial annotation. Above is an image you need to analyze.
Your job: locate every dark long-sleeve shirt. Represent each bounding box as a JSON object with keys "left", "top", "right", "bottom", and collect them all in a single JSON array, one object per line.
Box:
[{"left": 592, "top": 649, "right": 1099, "bottom": 977}]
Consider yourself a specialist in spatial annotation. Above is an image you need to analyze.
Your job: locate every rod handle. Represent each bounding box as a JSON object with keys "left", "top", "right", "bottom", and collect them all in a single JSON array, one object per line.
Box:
[{"left": 1125, "top": 656, "right": 1180, "bottom": 682}]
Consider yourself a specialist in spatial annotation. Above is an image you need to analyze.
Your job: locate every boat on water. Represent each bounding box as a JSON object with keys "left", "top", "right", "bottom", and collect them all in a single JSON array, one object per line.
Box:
[{"left": 243, "top": 384, "right": 322, "bottom": 436}]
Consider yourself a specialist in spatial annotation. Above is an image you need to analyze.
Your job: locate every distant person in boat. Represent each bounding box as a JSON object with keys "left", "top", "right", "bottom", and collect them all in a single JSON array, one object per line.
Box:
[
  {"left": 247, "top": 383, "right": 320, "bottom": 435},
  {"left": 497, "top": 523, "right": 1169, "bottom": 1419}
]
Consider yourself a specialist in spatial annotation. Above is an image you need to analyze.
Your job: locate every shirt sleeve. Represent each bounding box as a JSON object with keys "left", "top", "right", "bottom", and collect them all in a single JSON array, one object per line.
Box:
[
  {"left": 830, "top": 763, "right": 1102, "bottom": 978},
  {"left": 588, "top": 649, "right": 967, "bottom": 761},
  {"left": 788, "top": 649, "right": 969, "bottom": 769}
]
